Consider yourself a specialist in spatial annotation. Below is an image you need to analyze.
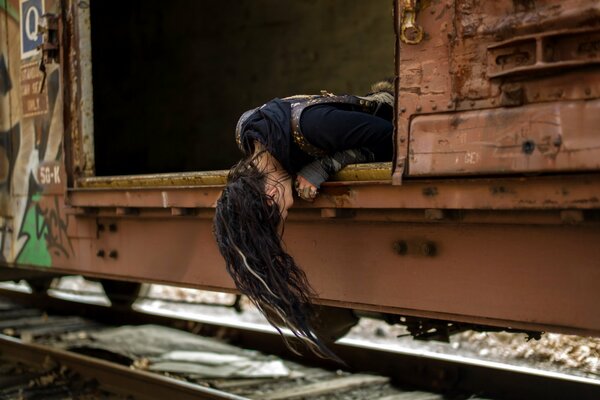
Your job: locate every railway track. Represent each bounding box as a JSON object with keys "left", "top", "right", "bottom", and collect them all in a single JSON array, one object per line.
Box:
[
  {"left": 0, "top": 333, "right": 244, "bottom": 400},
  {"left": 0, "top": 285, "right": 597, "bottom": 400},
  {"left": 0, "top": 290, "right": 438, "bottom": 400}
]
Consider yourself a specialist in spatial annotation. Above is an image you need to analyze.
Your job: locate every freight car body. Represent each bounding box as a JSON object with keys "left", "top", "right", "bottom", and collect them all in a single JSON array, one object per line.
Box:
[{"left": 1, "top": 0, "right": 600, "bottom": 339}]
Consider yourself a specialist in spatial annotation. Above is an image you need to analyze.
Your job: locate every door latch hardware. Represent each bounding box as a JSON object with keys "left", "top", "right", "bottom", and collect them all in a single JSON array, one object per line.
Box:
[
  {"left": 38, "top": 13, "right": 59, "bottom": 64},
  {"left": 37, "top": 13, "right": 59, "bottom": 93},
  {"left": 400, "top": 0, "right": 423, "bottom": 45}
]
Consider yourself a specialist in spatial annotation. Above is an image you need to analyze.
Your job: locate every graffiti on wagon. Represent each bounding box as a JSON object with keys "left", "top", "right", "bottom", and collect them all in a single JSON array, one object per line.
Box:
[{"left": 0, "top": 1, "right": 71, "bottom": 267}]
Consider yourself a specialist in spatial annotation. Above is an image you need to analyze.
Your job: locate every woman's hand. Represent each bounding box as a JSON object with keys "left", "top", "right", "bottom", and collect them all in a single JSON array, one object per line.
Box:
[{"left": 295, "top": 175, "right": 318, "bottom": 202}]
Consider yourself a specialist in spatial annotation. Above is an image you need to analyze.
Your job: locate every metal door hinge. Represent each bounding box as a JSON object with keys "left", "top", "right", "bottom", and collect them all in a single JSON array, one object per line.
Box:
[
  {"left": 400, "top": 0, "right": 423, "bottom": 45},
  {"left": 38, "top": 13, "right": 59, "bottom": 65},
  {"left": 36, "top": 13, "right": 59, "bottom": 94}
]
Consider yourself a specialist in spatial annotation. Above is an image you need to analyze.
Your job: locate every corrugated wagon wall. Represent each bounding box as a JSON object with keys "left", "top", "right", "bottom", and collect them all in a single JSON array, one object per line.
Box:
[{"left": 90, "top": 0, "right": 395, "bottom": 176}]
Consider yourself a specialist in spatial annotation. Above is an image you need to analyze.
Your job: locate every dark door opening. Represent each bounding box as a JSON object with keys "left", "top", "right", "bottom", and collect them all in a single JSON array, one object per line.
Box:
[{"left": 90, "top": 0, "right": 395, "bottom": 176}]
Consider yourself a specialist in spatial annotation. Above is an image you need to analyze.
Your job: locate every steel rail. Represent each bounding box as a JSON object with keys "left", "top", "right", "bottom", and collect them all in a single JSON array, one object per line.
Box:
[
  {"left": 0, "top": 332, "right": 247, "bottom": 400},
  {"left": 136, "top": 301, "right": 600, "bottom": 400},
  {"left": 48, "top": 286, "right": 239, "bottom": 307},
  {"left": 1, "top": 287, "right": 600, "bottom": 400}
]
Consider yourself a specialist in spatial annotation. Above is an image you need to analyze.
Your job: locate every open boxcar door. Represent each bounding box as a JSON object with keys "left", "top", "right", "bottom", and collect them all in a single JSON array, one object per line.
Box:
[{"left": 3, "top": 0, "right": 600, "bottom": 340}]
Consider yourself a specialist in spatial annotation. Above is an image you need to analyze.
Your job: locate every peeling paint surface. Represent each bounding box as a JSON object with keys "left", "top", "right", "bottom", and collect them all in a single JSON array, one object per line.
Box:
[
  {"left": 397, "top": 0, "right": 600, "bottom": 180},
  {"left": 0, "top": 1, "right": 599, "bottom": 339},
  {"left": 0, "top": 0, "right": 67, "bottom": 266}
]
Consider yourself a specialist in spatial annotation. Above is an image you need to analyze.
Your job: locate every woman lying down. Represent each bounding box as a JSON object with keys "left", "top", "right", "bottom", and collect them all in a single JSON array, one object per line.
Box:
[{"left": 213, "top": 80, "right": 394, "bottom": 360}]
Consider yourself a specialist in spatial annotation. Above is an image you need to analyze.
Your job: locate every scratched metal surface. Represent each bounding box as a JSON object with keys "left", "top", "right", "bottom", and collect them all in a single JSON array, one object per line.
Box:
[
  {"left": 0, "top": 0, "right": 599, "bottom": 348},
  {"left": 395, "top": 0, "right": 600, "bottom": 182}
]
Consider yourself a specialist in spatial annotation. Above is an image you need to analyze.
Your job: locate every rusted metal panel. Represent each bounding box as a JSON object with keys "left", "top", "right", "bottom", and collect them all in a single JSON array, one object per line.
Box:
[
  {"left": 448, "top": 0, "right": 600, "bottom": 107},
  {"left": 409, "top": 99, "right": 600, "bottom": 176},
  {"left": 0, "top": 0, "right": 21, "bottom": 254},
  {"left": 0, "top": 0, "right": 27, "bottom": 213},
  {"left": 68, "top": 174, "right": 600, "bottom": 211},
  {"left": 0, "top": 0, "right": 20, "bottom": 264},
  {"left": 395, "top": 0, "right": 600, "bottom": 182},
  {"left": 61, "top": 0, "right": 95, "bottom": 185},
  {"left": 487, "top": 27, "right": 600, "bottom": 79},
  {"left": 1, "top": 0, "right": 599, "bottom": 343},
  {"left": 51, "top": 215, "right": 600, "bottom": 337},
  {"left": 74, "top": 1, "right": 95, "bottom": 178},
  {"left": 394, "top": 0, "right": 454, "bottom": 183}
]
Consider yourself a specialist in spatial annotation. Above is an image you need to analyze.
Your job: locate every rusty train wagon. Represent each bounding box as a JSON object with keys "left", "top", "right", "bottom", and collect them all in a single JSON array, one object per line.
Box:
[{"left": 1, "top": 0, "right": 600, "bottom": 340}]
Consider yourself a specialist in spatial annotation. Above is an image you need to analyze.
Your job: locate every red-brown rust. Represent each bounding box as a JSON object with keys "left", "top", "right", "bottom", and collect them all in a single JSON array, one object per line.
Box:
[
  {"left": 409, "top": 99, "right": 600, "bottom": 176},
  {"left": 61, "top": 0, "right": 81, "bottom": 187},
  {"left": 68, "top": 174, "right": 600, "bottom": 210},
  {"left": 56, "top": 0, "right": 600, "bottom": 341},
  {"left": 50, "top": 213, "right": 600, "bottom": 337},
  {"left": 395, "top": 0, "right": 600, "bottom": 183},
  {"left": 2, "top": 0, "right": 600, "bottom": 343}
]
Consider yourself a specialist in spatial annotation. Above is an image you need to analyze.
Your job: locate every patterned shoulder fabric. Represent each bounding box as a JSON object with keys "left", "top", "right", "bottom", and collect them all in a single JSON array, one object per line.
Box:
[
  {"left": 289, "top": 94, "right": 379, "bottom": 157},
  {"left": 235, "top": 92, "right": 392, "bottom": 158},
  {"left": 235, "top": 107, "right": 259, "bottom": 152}
]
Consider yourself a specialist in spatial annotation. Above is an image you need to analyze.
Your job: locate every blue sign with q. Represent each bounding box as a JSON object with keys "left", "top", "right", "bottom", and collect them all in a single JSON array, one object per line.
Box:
[{"left": 20, "top": 0, "right": 45, "bottom": 59}]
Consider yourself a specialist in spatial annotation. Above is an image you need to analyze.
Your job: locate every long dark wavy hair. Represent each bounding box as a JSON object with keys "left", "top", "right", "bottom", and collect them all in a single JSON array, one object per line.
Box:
[{"left": 213, "top": 153, "right": 339, "bottom": 360}]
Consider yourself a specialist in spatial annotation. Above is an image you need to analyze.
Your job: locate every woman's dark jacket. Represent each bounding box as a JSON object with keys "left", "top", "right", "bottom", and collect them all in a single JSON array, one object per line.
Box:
[{"left": 236, "top": 95, "right": 393, "bottom": 174}]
